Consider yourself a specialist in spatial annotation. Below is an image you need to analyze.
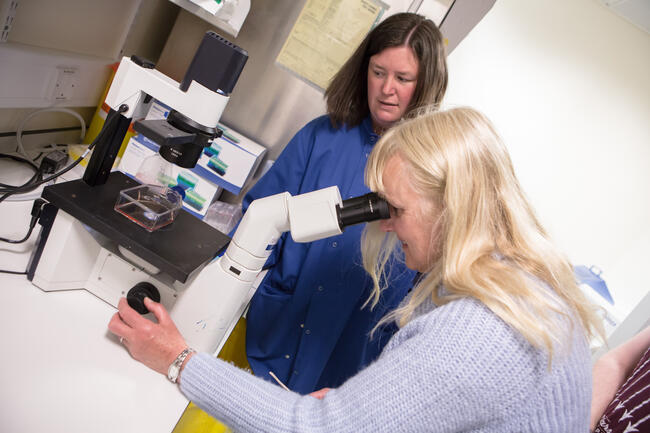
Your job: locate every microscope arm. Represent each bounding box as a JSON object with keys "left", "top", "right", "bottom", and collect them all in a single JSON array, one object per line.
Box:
[
  {"left": 222, "top": 186, "right": 344, "bottom": 282},
  {"left": 104, "top": 56, "right": 228, "bottom": 128},
  {"left": 169, "top": 186, "right": 386, "bottom": 355}
]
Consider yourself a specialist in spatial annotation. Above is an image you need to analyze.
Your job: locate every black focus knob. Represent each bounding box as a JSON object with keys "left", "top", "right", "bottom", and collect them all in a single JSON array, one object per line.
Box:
[{"left": 126, "top": 282, "right": 161, "bottom": 314}]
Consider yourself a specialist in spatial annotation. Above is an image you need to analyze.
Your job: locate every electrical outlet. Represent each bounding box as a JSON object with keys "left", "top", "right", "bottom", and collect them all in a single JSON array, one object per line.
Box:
[
  {"left": 52, "top": 66, "right": 78, "bottom": 101},
  {"left": 0, "top": 43, "right": 111, "bottom": 108}
]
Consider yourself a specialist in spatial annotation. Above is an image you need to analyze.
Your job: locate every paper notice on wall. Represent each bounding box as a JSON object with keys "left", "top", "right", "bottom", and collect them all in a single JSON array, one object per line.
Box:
[{"left": 276, "top": 0, "right": 387, "bottom": 91}]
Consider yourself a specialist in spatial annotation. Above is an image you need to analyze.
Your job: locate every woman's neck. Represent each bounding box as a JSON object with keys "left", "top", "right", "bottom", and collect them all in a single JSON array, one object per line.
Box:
[{"left": 373, "top": 124, "right": 388, "bottom": 136}]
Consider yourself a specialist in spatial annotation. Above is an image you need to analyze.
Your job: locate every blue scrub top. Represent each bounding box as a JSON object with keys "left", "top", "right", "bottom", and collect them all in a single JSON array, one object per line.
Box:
[{"left": 242, "top": 115, "right": 415, "bottom": 394}]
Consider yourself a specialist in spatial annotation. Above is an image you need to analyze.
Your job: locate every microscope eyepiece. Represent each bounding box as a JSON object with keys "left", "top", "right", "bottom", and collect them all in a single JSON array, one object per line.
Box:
[{"left": 337, "top": 192, "right": 389, "bottom": 229}]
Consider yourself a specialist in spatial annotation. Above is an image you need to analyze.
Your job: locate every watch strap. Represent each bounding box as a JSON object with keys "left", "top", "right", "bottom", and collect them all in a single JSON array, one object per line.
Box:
[{"left": 167, "top": 347, "right": 195, "bottom": 383}]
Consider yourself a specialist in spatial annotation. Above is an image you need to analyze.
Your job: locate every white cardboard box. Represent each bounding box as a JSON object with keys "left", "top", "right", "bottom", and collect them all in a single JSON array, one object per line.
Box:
[
  {"left": 118, "top": 100, "right": 266, "bottom": 219},
  {"left": 118, "top": 134, "right": 221, "bottom": 219}
]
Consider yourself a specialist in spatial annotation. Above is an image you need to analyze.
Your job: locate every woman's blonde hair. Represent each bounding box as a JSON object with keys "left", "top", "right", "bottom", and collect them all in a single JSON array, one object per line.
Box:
[{"left": 363, "top": 107, "right": 603, "bottom": 359}]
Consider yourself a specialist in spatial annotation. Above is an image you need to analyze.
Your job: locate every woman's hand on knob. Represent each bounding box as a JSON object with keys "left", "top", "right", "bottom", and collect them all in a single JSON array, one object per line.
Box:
[{"left": 108, "top": 297, "right": 188, "bottom": 375}]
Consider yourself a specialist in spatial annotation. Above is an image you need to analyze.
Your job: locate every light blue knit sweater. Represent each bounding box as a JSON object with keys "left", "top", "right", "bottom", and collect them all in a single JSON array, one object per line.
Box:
[{"left": 180, "top": 296, "right": 591, "bottom": 432}]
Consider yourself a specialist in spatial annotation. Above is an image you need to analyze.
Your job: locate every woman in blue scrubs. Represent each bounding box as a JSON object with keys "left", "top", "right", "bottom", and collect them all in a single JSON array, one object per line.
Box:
[{"left": 241, "top": 12, "right": 448, "bottom": 394}]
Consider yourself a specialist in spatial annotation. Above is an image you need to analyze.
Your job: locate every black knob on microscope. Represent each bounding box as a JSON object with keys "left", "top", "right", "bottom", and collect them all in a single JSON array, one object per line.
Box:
[{"left": 126, "top": 282, "right": 161, "bottom": 314}]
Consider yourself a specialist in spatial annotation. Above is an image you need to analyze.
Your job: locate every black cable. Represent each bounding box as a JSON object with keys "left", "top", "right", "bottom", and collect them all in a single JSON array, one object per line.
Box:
[
  {"left": 0, "top": 104, "right": 127, "bottom": 204},
  {"left": 0, "top": 199, "right": 46, "bottom": 244},
  {"left": 0, "top": 105, "right": 129, "bottom": 274},
  {"left": 0, "top": 153, "right": 39, "bottom": 171},
  {"left": 0, "top": 167, "right": 43, "bottom": 196},
  {"left": 0, "top": 218, "right": 37, "bottom": 243},
  {"left": 0, "top": 150, "right": 42, "bottom": 193},
  {"left": 32, "top": 152, "right": 45, "bottom": 163},
  {"left": 0, "top": 153, "right": 40, "bottom": 191},
  {"left": 0, "top": 269, "right": 27, "bottom": 275},
  {"left": 0, "top": 167, "right": 43, "bottom": 195},
  {"left": 0, "top": 199, "right": 46, "bottom": 273}
]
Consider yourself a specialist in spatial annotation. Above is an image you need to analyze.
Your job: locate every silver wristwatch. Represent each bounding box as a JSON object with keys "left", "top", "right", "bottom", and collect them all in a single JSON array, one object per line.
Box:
[{"left": 167, "top": 348, "right": 195, "bottom": 384}]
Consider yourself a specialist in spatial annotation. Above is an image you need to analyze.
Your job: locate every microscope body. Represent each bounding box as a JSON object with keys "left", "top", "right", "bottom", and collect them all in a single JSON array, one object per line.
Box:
[
  {"left": 28, "top": 31, "right": 387, "bottom": 356},
  {"left": 30, "top": 184, "right": 351, "bottom": 355},
  {"left": 29, "top": 31, "right": 252, "bottom": 354}
]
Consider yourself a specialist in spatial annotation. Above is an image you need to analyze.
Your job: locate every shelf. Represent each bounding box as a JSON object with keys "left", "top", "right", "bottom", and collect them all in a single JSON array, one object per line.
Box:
[{"left": 167, "top": 0, "right": 250, "bottom": 38}]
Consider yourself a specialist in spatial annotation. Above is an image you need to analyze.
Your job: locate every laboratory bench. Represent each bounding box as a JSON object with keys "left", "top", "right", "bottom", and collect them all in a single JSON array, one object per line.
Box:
[{"left": 0, "top": 161, "right": 189, "bottom": 433}]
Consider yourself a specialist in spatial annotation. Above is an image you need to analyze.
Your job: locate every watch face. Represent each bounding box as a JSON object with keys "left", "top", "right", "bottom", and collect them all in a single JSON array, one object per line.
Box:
[
  {"left": 168, "top": 365, "right": 180, "bottom": 382},
  {"left": 168, "top": 348, "right": 192, "bottom": 383}
]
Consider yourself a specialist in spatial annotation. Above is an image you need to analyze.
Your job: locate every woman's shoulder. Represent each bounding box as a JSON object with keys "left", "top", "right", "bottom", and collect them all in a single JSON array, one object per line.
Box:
[
  {"left": 299, "top": 114, "right": 370, "bottom": 141},
  {"left": 416, "top": 295, "right": 589, "bottom": 376},
  {"left": 406, "top": 296, "right": 535, "bottom": 360},
  {"left": 385, "top": 294, "right": 590, "bottom": 428},
  {"left": 276, "top": 115, "right": 333, "bottom": 159},
  {"left": 281, "top": 116, "right": 368, "bottom": 164},
  {"left": 300, "top": 114, "right": 337, "bottom": 135},
  {"left": 419, "top": 296, "right": 501, "bottom": 329}
]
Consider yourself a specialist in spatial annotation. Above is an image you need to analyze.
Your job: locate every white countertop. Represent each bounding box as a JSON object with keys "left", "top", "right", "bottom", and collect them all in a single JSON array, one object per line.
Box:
[{"left": 0, "top": 161, "right": 189, "bottom": 433}]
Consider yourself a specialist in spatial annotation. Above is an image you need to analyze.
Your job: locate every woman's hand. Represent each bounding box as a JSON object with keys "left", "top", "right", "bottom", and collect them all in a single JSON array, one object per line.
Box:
[
  {"left": 309, "top": 387, "right": 332, "bottom": 399},
  {"left": 108, "top": 297, "right": 188, "bottom": 376}
]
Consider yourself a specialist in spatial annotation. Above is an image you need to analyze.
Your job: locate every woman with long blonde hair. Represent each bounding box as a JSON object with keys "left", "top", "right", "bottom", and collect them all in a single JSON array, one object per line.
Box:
[
  {"left": 364, "top": 106, "right": 602, "bottom": 359},
  {"left": 110, "top": 107, "right": 602, "bottom": 432}
]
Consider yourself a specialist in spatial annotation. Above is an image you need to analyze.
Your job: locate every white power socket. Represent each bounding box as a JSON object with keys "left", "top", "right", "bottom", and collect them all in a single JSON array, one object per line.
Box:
[
  {"left": 0, "top": 42, "right": 111, "bottom": 108},
  {"left": 52, "top": 67, "right": 78, "bottom": 101},
  {"left": 1, "top": 0, "right": 18, "bottom": 43}
]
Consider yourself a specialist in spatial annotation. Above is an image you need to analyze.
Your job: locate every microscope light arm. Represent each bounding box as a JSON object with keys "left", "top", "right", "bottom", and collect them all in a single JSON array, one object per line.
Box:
[{"left": 104, "top": 56, "right": 228, "bottom": 128}]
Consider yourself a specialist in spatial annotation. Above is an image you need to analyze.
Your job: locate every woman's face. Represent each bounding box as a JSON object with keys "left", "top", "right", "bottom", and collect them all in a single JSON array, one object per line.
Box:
[
  {"left": 367, "top": 45, "right": 419, "bottom": 132},
  {"left": 378, "top": 154, "right": 441, "bottom": 272}
]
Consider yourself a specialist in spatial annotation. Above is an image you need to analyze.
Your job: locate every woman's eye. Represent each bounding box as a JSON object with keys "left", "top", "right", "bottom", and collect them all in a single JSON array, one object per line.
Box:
[{"left": 389, "top": 204, "right": 401, "bottom": 217}]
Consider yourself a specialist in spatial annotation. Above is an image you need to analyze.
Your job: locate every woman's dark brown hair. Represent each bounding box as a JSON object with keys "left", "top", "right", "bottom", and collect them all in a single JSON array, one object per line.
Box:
[{"left": 325, "top": 13, "right": 448, "bottom": 129}]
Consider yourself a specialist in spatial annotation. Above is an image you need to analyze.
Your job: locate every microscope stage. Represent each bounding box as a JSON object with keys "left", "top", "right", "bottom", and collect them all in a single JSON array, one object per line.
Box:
[{"left": 42, "top": 171, "right": 230, "bottom": 283}]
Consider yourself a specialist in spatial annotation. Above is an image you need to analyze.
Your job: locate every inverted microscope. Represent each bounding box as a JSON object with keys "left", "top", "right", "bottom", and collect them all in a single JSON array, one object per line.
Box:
[{"left": 26, "top": 31, "right": 390, "bottom": 356}]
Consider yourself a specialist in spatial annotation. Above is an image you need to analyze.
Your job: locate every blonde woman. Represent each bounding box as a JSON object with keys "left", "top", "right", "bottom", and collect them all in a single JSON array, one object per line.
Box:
[{"left": 109, "top": 107, "right": 602, "bottom": 432}]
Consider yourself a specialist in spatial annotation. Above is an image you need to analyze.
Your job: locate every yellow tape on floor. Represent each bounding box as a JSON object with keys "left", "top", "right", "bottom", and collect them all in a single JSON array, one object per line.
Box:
[{"left": 172, "top": 317, "right": 250, "bottom": 433}]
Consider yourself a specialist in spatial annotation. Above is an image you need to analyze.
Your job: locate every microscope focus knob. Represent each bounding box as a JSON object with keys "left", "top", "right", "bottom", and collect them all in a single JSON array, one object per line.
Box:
[{"left": 127, "top": 282, "right": 161, "bottom": 314}]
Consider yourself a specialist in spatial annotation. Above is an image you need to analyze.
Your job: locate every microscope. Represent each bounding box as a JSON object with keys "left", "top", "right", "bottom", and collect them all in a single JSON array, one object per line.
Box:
[{"left": 26, "top": 31, "right": 390, "bottom": 356}]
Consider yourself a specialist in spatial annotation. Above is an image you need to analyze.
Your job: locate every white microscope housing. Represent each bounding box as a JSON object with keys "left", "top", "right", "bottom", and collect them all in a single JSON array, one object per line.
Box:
[{"left": 27, "top": 30, "right": 389, "bottom": 355}]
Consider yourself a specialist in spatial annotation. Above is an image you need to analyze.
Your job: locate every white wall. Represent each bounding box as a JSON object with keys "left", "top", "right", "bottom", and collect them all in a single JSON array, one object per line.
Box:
[
  {"left": 444, "top": 0, "right": 650, "bottom": 315},
  {"left": 0, "top": 0, "right": 178, "bottom": 154}
]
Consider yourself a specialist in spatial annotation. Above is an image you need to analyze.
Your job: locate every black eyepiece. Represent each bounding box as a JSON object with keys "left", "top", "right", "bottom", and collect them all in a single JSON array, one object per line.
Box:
[{"left": 336, "top": 192, "right": 389, "bottom": 229}]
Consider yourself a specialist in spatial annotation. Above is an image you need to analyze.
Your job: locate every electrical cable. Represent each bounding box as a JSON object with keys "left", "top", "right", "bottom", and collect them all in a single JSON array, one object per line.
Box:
[
  {"left": 0, "top": 199, "right": 45, "bottom": 244},
  {"left": 0, "top": 104, "right": 127, "bottom": 274},
  {"left": 0, "top": 153, "right": 44, "bottom": 201},
  {"left": 0, "top": 153, "right": 44, "bottom": 200},
  {"left": 15, "top": 107, "right": 87, "bottom": 162},
  {"left": 0, "top": 170, "right": 42, "bottom": 194},
  {"left": 0, "top": 269, "right": 28, "bottom": 275},
  {"left": 0, "top": 152, "right": 56, "bottom": 202},
  {"left": 0, "top": 104, "right": 127, "bottom": 205},
  {"left": 0, "top": 152, "right": 39, "bottom": 173},
  {"left": 0, "top": 199, "right": 46, "bottom": 274}
]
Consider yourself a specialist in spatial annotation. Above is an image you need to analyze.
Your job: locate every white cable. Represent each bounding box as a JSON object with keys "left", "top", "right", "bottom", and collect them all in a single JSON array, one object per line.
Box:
[{"left": 15, "top": 108, "right": 87, "bottom": 161}]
